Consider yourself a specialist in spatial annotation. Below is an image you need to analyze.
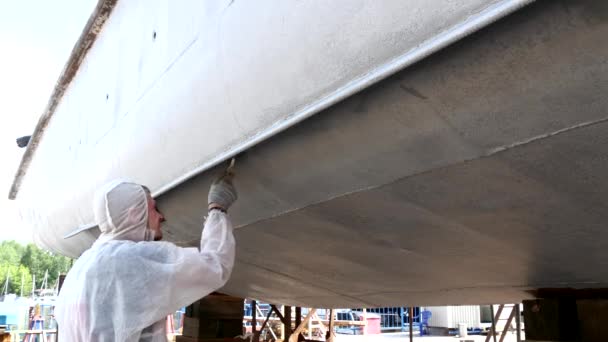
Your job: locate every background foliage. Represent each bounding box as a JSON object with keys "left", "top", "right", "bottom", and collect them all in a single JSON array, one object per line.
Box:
[{"left": 0, "top": 240, "right": 71, "bottom": 296}]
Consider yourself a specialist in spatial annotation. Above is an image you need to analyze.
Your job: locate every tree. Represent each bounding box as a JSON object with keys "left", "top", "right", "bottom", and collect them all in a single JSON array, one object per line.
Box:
[
  {"left": 0, "top": 241, "right": 25, "bottom": 267},
  {"left": 20, "top": 243, "right": 72, "bottom": 290},
  {"left": 0, "top": 263, "right": 32, "bottom": 296},
  {"left": 0, "top": 240, "right": 72, "bottom": 293}
]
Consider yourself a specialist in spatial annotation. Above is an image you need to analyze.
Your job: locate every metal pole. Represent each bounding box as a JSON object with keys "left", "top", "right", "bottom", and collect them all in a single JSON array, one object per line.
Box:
[
  {"left": 515, "top": 304, "right": 521, "bottom": 342},
  {"left": 490, "top": 305, "right": 497, "bottom": 342},
  {"left": 409, "top": 307, "right": 414, "bottom": 342}
]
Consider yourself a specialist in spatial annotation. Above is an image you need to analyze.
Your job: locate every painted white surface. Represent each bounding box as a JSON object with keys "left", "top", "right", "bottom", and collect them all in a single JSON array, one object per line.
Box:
[
  {"left": 425, "top": 306, "right": 450, "bottom": 328},
  {"left": 424, "top": 306, "right": 481, "bottom": 329},
  {"left": 12, "top": 0, "right": 532, "bottom": 256},
  {"left": 451, "top": 305, "right": 482, "bottom": 329}
]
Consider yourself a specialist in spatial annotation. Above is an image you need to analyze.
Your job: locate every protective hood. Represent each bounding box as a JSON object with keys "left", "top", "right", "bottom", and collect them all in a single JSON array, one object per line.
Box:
[{"left": 93, "top": 180, "right": 150, "bottom": 245}]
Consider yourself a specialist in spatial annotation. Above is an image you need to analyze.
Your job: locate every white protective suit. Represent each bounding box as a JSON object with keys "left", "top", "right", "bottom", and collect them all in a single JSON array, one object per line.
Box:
[{"left": 56, "top": 181, "right": 235, "bottom": 341}]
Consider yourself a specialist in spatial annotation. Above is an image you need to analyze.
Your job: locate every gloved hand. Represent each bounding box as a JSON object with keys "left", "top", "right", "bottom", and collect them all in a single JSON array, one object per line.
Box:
[{"left": 208, "top": 171, "right": 237, "bottom": 212}]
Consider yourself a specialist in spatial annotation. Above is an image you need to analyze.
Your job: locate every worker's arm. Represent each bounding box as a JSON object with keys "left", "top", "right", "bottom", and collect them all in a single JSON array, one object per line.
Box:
[
  {"left": 116, "top": 214, "right": 236, "bottom": 338},
  {"left": 196, "top": 166, "right": 238, "bottom": 289},
  {"left": 195, "top": 209, "right": 236, "bottom": 290},
  {"left": 123, "top": 214, "right": 233, "bottom": 330},
  {"left": 155, "top": 210, "right": 236, "bottom": 307},
  {"left": 125, "top": 169, "right": 238, "bottom": 330}
]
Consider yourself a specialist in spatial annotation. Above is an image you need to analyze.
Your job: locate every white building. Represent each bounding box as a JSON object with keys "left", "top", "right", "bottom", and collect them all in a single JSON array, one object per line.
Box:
[{"left": 422, "top": 304, "right": 521, "bottom": 332}]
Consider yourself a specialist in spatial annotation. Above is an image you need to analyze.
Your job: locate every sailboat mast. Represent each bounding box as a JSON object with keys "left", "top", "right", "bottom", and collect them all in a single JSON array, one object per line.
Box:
[{"left": 2, "top": 271, "right": 9, "bottom": 295}]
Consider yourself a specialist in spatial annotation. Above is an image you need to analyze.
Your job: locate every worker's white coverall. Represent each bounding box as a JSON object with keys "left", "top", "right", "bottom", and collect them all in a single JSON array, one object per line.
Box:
[{"left": 55, "top": 181, "right": 235, "bottom": 341}]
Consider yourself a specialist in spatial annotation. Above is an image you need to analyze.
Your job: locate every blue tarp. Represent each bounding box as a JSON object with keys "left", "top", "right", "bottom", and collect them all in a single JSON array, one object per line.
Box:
[{"left": 0, "top": 301, "right": 26, "bottom": 326}]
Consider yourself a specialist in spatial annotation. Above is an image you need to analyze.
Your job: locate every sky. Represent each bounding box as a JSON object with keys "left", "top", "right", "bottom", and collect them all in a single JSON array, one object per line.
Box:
[{"left": 0, "top": 0, "right": 97, "bottom": 242}]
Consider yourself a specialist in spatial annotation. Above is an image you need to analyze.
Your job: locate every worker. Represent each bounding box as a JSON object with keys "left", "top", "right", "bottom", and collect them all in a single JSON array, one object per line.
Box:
[{"left": 55, "top": 169, "right": 238, "bottom": 341}]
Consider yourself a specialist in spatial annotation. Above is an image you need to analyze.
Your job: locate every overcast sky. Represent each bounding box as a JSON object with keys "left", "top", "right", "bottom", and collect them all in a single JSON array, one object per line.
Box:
[{"left": 0, "top": 0, "right": 97, "bottom": 242}]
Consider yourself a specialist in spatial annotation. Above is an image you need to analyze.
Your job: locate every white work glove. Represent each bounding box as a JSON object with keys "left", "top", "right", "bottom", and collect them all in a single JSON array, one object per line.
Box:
[{"left": 208, "top": 171, "right": 237, "bottom": 212}]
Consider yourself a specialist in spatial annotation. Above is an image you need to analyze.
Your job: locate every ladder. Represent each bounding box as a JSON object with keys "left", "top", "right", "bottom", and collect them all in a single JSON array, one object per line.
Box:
[{"left": 23, "top": 315, "right": 48, "bottom": 342}]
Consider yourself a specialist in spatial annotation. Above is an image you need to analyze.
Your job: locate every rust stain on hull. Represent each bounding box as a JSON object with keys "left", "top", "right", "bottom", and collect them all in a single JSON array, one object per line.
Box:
[{"left": 8, "top": 0, "right": 118, "bottom": 200}]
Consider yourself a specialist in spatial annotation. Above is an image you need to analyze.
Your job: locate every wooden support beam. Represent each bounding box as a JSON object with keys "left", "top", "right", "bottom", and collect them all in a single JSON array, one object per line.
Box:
[
  {"left": 487, "top": 305, "right": 495, "bottom": 342},
  {"left": 295, "top": 307, "right": 302, "bottom": 342},
  {"left": 328, "top": 309, "right": 335, "bottom": 342},
  {"left": 289, "top": 309, "right": 316, "bottom": 342},
  {"left": 271, "top": 305, "right": 287, "bottom": 326},
  {"left": 486, "top": 305, "right": 504, "bottom": 342},
  {"left": 252, "top": 300, "right": 257, "bottom": 336},
  {"left": 295, "top": 307, "right": 302, "bottom": 327},
  {"left": 313, "top": 311, "right": 328, "bottom": 337},
  {"left": 499, "top": 307, "right": 517, "bottom": 342},
  {"left": 308, "top": 314, "right": 312, "bottom": 340},
  {"left": 409, "top": 307, "right": 413, "bottom": 342},
  {"left": 515, "top": 304, "right": 521, "bottom": 342},
  {"left": 280, "top": 306, "right": 285, "bottom": 341},
  {"left": 254, "top": 308, "right": 274, "bottom": 342},
  {"left": 285, "top": 306, "right": 292, "bottom": 341}
]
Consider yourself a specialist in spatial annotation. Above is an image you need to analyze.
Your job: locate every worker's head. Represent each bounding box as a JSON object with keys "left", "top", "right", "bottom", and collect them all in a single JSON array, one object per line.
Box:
[{"left": 93, "top": 180, "right": 164, "bottom": 244}]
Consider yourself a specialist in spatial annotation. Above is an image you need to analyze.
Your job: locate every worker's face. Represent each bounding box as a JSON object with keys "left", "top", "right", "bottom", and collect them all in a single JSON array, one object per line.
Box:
[{"left": 146, "top": 195, "right": 165, "bottom": 241}]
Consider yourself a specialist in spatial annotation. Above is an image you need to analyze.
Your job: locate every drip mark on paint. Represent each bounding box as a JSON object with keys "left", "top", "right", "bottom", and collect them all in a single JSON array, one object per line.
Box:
[{"left": 400, "top": 85, "right": 428, "bottom": 100}]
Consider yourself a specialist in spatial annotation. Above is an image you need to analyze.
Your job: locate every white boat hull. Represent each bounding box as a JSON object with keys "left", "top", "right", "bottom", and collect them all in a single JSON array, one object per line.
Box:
[{"left": 15, "top": 0, "right": 608, "bottom": 307}]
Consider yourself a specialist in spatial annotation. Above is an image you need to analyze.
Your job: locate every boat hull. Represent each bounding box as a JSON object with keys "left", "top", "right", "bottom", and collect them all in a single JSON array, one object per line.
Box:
[{"left": 15, "top": 0, "right": 608, "bottom": 307}]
